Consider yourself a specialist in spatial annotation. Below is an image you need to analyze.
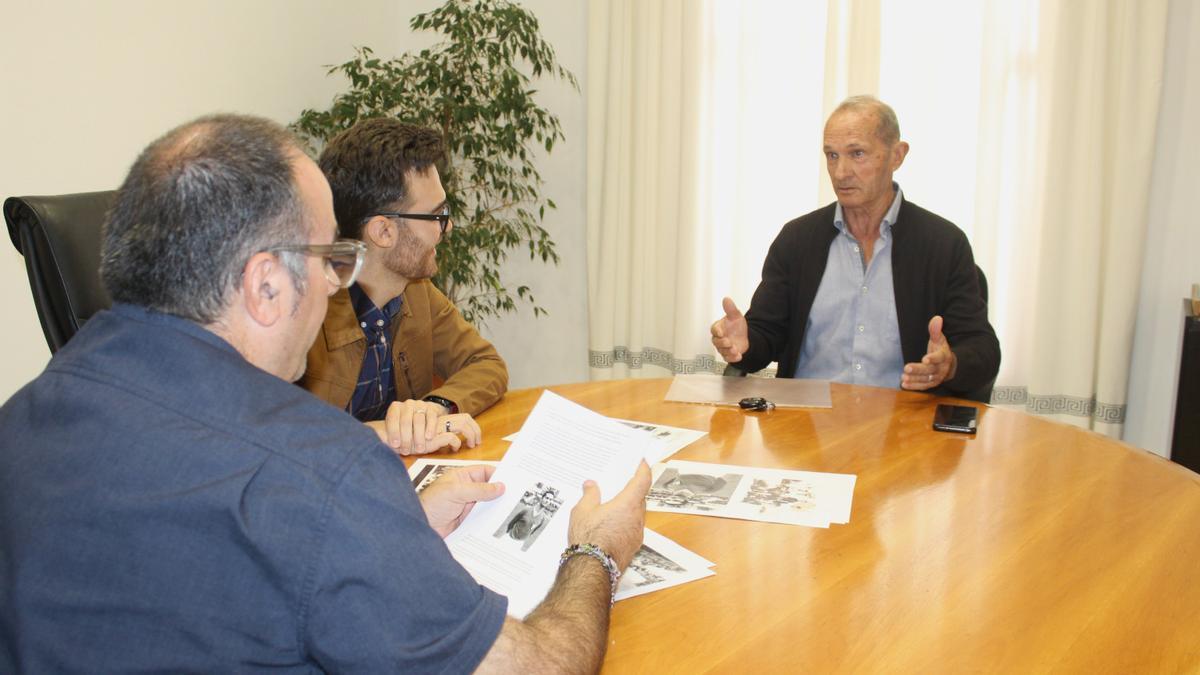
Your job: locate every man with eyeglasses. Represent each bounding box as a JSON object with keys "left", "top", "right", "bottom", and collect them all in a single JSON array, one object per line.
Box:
[
  {"left": 300, "top": 117, "right": 508, "bottom": 456},
  {"left": 0, "top": 114, "right": 650, "bottom": 672}
]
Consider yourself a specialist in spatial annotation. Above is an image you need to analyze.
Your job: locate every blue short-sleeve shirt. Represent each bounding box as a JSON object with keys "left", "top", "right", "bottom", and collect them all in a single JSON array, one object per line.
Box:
[{"left": 0, "top": 304, "right": 505, "bottom": 673}]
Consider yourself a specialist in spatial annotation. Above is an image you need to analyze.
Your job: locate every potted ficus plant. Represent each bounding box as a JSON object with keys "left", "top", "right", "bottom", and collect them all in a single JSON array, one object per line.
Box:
[{"left": 293, "top": 0, "right": 576, "bottom": 325}]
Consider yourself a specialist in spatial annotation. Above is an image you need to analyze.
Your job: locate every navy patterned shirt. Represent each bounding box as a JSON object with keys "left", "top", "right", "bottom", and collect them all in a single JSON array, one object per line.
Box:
[{"left": 347, "top": 284, "right": 405, "bottom": 422}]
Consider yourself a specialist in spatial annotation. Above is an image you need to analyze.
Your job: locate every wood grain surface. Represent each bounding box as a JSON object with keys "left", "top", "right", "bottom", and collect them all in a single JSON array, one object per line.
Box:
[{"left": 409, "top": 379, "right": 1200, "bottom": 674}]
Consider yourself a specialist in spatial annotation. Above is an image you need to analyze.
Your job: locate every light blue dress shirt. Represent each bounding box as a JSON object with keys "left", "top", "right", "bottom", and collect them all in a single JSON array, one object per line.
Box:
[{"left": 794, "top": 185, "right": 906, "bottom": 387}]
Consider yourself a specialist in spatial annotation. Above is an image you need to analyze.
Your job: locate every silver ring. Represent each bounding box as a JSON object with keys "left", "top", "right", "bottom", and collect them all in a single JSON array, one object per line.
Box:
[
  {"left": 927, "top": 374, "right": 933, "bottom": 382},
  {"left": 445, "top": 420, "right": 452, "bottom": 432}
]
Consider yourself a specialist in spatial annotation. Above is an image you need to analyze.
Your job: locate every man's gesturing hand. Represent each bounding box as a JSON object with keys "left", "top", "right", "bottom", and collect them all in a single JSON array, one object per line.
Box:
[
  {"left": 902, "top": 315, "right": 957, "bottom": 391},
  {"left": 710, "top": 297, "right": 750, "bottom": 364}
]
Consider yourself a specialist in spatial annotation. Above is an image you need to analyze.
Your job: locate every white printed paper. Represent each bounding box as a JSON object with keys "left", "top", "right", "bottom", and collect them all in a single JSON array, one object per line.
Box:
[
  {"left": 647, "top": 460, "right": 856, "bottom": 527},
  {"left": 410, "top": 462, "right": 717, "bottom": 604},
  {"left": 616, "top": 529, "right": 715, "bottom": 601},
  {"left": 444, "top": 390, "right": 651, "bottom": 618},
  {"left": 504, "top": 417, "right": 707, "bottom": 465}
]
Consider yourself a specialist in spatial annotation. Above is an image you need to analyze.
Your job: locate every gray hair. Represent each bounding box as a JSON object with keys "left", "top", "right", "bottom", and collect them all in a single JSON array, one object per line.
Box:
[
  {"left": 833, "top": 95, "right": 901, "bottom": 146},
  {"left": 100, "top": 114, "right": 310, "bottom": 324}
]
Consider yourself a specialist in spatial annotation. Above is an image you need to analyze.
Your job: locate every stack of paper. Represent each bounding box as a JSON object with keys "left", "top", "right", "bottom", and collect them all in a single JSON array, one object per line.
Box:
[
  {"left": 406, "top": 390, "right": 858, "bottom": 619},
  {"left": 413, "top": 458, "right": 717, "bottom": 603},
  {"left": 412, "top": 391, "right": 659, "bottom": 617}
]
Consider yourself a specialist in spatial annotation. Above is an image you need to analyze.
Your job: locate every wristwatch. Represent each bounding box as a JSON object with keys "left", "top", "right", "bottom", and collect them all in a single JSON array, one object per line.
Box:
[{"left": 422, "top": 395, "right": 458, "bottom": 414}]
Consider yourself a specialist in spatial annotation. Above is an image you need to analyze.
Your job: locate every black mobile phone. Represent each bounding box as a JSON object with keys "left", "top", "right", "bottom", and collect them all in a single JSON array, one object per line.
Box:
[{"left": 932, "top": 404, "right": 978, "bottom": 434}]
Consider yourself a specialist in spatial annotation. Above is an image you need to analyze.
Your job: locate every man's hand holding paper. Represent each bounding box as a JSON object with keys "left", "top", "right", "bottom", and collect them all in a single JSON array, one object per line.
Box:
[
  {"left": 444, "top": 390, "right": 654, "bottom": 617},
  {"left": 420, "top": 464, "right": 506, "bottom": 538},
  {"left": 570, "top": 462, "right": 652, "bottom": 570}
]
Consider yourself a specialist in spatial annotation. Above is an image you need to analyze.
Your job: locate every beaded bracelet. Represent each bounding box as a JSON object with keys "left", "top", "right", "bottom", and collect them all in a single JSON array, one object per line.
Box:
[{"left": 559, "top": 543, "right": 620, "bottom": 607}]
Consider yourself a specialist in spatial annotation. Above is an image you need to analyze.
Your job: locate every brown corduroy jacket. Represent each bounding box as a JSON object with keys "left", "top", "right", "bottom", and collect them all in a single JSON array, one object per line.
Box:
[{"left": 299, "top": 280, "right": 508, "bottom": 417}]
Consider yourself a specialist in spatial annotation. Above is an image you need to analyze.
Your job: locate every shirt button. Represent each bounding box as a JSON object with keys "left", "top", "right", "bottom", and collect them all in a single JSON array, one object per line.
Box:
[
  {"left": 861, "top": 286, "right": 868, "bottom": 294},
  {"left": 854, "top": 363, "right": 862, "bottom": 371},
  {"left": 853, "top": 245, "right": 860, "bottom": 253},
  {"left": 858, "top": 325, "right": 865, "bottom": 333},
  {"left": 360, "top": 322, "right": 367, "bottom": 328},
  {"left": 376, "top": 319, "right": 385, "bottom": 327}
]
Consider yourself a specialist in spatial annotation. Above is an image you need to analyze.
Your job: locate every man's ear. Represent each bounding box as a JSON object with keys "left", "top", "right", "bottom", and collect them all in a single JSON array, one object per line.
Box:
[
  {"left": 892, "top": 141, "right": 910, "bottom": 171},
  {"left": 364, "top": 215, "right": 396, "bottom": 249},
  {"left": 241, "top": 251, "right": 287, "bottom": 327}
]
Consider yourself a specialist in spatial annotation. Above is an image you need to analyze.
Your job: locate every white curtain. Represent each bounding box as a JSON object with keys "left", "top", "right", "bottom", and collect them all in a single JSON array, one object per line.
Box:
[
  {"left": 586, "top": 0, "right": 716, "bottom": 378},
  {"left": 586, "top": 0, "right": 1168, "bottom": 438},
  {"left": 965, "top": 0, "right": 1169, "bottom": 436},
  {"left": 586, "top": 0, "right": 827, "bottom": 379}
]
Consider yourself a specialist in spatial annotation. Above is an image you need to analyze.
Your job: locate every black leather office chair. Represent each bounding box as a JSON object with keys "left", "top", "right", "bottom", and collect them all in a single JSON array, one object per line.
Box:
[
  {"left": 722, "top": 264, "right": 995, "bottom": 403},
  {"left": 5, "top": 191, "right": 116, "bottom": 353}
]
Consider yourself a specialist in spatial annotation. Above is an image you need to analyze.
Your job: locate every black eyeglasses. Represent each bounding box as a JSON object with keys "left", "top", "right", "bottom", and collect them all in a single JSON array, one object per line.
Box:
[
  {"left": 266, "top": 239, "right": 367, "bottom": 288},
  {"left": 367, "top": 204, "right": 452, "bottom": 236}
]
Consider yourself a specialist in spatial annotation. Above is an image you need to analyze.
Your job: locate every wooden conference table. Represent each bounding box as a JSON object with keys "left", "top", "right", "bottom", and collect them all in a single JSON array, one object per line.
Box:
[{"left": 410, "top": 379, "right": 1200, "bottom": 673}]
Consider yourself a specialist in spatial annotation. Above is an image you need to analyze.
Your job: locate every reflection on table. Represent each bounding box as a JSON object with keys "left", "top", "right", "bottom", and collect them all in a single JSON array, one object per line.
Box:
[{"left": 409, "top": 379, "right": 1200, "bottom": 673}]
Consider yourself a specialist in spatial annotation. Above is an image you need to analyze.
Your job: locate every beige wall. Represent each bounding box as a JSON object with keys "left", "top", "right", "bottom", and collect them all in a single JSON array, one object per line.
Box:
[
  {"left": 452, "top": 0, "right": 591, "bottom": 389},
  {"left": 0, "top": 0, "right": 406, "bottom": 398},
  {"left": 0, "top": 0, "right": 590, "bottom": 401}
]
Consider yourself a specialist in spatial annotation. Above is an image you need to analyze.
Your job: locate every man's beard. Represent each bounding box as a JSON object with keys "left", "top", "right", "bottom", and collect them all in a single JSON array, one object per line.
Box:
[{"left": 384, "top": 222, "right": 438, "bottom": 279}]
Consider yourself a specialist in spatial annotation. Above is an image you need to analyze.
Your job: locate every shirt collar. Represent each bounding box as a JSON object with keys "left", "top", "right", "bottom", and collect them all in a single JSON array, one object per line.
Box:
[
  {"left": 110, "top": 302, "right": 241, "bottom": 356},
  {"left": 833, "top": 182, "right": 904, "bottom": 237},
  {"left": 348, "top": 283, "right": 404, "bottom": 331}
]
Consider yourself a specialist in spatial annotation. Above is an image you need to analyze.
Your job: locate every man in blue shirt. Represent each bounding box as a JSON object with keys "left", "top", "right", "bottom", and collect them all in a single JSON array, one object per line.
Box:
[
  {"left": 0, "top": 114, "right": 649, "bottom": 672},
  {"left": 711, "top": 96, "right": 1000, "bottom": 400}
]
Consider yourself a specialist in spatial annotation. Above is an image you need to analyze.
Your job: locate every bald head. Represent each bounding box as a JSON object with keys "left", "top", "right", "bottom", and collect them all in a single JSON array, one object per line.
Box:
[{"left": 829, "top": 95, "right": 901, "bottom": 147}]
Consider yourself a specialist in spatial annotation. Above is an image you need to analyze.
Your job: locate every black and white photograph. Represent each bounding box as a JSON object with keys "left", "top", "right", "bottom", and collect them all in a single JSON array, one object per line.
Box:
[
  {"left": 623, "top": 544, "right": 686, "bottom": 587},
  {"left": 741, "top": 478, "right": 817, "bottom": 514},
  {"left": 613, "top": 529, "right": 716, "bottom": 602},
  {"left": 410, "top": 464, "right": 453, "bottom": 493},
  {"left": 409, "top": 459, "right": 498, "bottom": 494},
  {"left": 492, "top": 482, "right": 564, "bottom": 552},
  {"left": 618, "top": 420, "right": 673, "bottom": 439},
  {"left": 647, "top": 460, "right": 856, "bottom": 527},
  {"left": 648, "top": 468, "right": 743, "bottom": 511}
]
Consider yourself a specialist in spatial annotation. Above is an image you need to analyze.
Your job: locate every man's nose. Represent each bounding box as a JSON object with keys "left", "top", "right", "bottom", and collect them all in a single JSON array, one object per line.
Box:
[{"left": 832, "top": 156, "right": 851, "bottom": 180}]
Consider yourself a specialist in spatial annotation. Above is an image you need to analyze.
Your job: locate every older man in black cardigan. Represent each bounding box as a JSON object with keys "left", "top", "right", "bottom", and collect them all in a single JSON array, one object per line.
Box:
[{"left": 711, "top": 96, "right": 999, "bottom": 401}]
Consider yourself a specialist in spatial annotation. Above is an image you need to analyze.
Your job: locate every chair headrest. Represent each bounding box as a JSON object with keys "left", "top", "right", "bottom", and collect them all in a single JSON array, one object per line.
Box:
[{"left": 4, "top": 191, "right": 117, "bottom": 351}]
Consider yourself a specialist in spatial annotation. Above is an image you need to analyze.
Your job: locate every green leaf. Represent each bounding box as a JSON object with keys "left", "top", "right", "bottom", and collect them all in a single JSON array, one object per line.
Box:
[{"left": 292, "top": 0, "right": 574, "bottom": 326}]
